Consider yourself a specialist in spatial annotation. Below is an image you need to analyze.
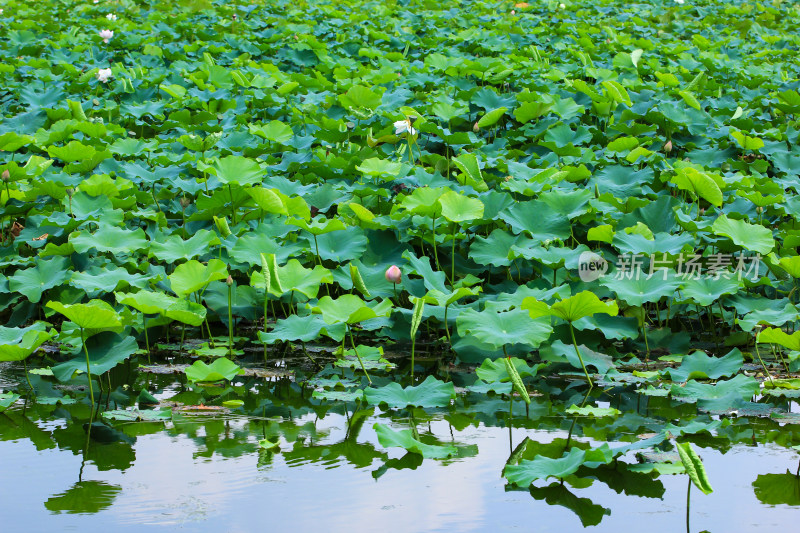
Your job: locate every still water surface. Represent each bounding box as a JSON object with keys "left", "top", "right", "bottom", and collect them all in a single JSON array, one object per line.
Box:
[{"left": 1, "top": 363, "right": 799, "bottom": 532}]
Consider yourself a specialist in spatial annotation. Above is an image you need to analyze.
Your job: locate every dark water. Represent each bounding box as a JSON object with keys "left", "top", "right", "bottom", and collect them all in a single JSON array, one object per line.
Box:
[{"left": 1, "top": 362, "right": 799, "bottom": 532}]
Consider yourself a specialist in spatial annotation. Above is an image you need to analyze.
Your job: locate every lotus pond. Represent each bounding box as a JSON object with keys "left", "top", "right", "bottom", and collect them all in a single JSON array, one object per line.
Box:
[{"left": 2, "top": 0, "right": 800, "bottom": 530}]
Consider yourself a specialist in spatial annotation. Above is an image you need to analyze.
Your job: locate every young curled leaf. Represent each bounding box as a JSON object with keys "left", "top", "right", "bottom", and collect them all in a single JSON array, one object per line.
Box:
[
  {"left": 676, "top": 441, "right": 713, "bottom": 495},
  {"left": 504, "top": 357, "right": 530, "bottom": 404}
]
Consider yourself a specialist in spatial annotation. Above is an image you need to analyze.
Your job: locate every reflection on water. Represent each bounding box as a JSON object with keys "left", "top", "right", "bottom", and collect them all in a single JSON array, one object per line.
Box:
[{"left": 0, "top": 363, "right": 800, "bottom": 532}]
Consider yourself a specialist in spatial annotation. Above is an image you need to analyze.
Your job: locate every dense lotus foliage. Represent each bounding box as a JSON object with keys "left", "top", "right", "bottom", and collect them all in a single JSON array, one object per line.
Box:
[{"left": 3, "top": 0, "right": 800, "bottom": 526}]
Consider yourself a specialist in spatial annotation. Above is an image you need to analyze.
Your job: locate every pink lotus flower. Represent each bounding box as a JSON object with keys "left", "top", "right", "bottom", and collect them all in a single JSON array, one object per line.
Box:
[{"left": 385, "top": 265, "right": 402, "bottom": 284}]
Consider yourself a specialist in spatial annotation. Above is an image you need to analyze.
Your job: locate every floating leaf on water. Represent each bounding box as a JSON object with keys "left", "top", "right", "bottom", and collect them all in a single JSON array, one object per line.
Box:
[
  {"left": 184, "top": 358, "right": 245, "bottom": 383},
  {"left": 373, "top": 423, "right": 457, "bottom": 459},
  {"left": 101, "top": 409, "right": 172, "bottom": 422},
  {"left": 566, "top": 405, "right": 621, "bottom": 418},
  {"left": 365, "top": 375, "right": 455, "bottom": 408}
]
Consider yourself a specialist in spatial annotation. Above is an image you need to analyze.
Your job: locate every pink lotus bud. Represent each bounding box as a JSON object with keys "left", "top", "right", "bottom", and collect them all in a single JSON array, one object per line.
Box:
[
  {"left": 473, "top": 122, "right": 480, "bottom": 133},
  {"left": 385, "top": 265, "right": 402, "bottom": 284},
  {"left": 1, "top": 170, "right": 9, "bottom": 182},
  {"left": 664, "top": 140, "right": 673, "bottom": 153},
  {"left": 226, "top": 275, "right": 233, "bottom": 286}
]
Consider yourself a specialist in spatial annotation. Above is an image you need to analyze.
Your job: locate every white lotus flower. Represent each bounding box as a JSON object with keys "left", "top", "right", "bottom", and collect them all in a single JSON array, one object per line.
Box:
[
  {"left": 559, "top": 3, "right": 565, "bottom": 8},
  {"left": 96, "top": 68, "right": 113, "bottom": 83},
  {"left": 106, "top": 13, "right": 117, "bottom": 20},
  {"left": 674, "top": 0, "right": 684, "bottom": 3},
  {"left": 99, "top": 29, "right": 113, "bottom": 43},
  {"left": 394, "top": 119, "right": 416, "bottom": 136}
]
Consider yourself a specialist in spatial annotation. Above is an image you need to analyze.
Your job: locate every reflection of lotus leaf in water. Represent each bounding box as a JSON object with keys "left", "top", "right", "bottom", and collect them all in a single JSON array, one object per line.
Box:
[
  {"left": 529, "top": 482, "right": 611, "bottom": 527},
  {"left": 753, "top": 472, "right": 800, "bottom": 506},
  {"left": 44, "top": 481, "right": 121, "bottom": 514}
]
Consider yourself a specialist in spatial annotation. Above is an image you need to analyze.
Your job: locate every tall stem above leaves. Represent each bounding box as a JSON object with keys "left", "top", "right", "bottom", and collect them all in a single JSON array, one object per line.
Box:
[
  {"left": 568, "top": 322, "right": 593, "bottom": 388},
  {"left": 80, "top": 327, "right": 95, "bottom": 408}
]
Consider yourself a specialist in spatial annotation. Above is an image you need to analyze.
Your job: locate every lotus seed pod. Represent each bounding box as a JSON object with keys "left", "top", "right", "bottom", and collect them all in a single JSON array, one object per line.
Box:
[
  {"left": 385, "top": 265, "right": 402, "bottom": 284},
  {"left": 180, "top": 196, "right": 192, "bottom": 209}
]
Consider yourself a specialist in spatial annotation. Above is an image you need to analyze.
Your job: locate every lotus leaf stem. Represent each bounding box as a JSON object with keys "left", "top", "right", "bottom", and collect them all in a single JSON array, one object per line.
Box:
[
  {"left": 80, "top": 327, "right": 95, "bottom": 409},
  {"left": 348, "top": 325, "right": 371, "bottom": 385},
  {"left": 568, "top": 322, "right": 593, "bottom": 388}
]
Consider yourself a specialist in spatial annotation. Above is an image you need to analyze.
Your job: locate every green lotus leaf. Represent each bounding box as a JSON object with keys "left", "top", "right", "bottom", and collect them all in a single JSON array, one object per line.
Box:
[
  {"left": 248, "top": 120, "right": 293, "bottom": 144},
  {"left": 469, "top": 229, "right": 521, "bottom": 267},
  {"left": 251, "top": 259, "right": 332, "bottom": 299},
  {"left": 612, "top": 232, "right": 694, "bottom": 256},
  {"left": 757, "top": 327, "right": 800, "bottom": 351},
  {"left": 565, "top": 405, "right": 621, "bottom": 417},
  {"left": 115, "top": 291, "right": 177, "bottom": 315},
  {"left": 676, "top": 441, "right": 713, "bottom": 495},
  {"left": 476, "top": 107, "right": 507, "bottom": 128},
  {"left": 51, "top": 333, "right": 137, "bottom": 382},
  {"left": 438, "top": 190, "right": 484, "bottom": 223},
  {"left": 663, "top": 349, "right": 743, "bottom": 382},
  {"left": 711, "top": 214, "right": 775, "bottom": 255},
  {"left": 101, "top": 409, "right": 172, "bottom": 422},
  {"left": 356, "top": 158, "right": 405, "bottom": 180},
  {"left": 339, "top": 85, "right": 382, "bottom": 110},
  {"left": 8, "top": 256, "right": 70, "bottom": 303},
  {"left": 259, "top": 313, "right": 346, "bottom": 343},
  {"left": 184, "top": 357, "right": 244, "bottom": 383},
  {"left": 539, "top": 189, "right": 593, "bottom": 219},
  {"left": 540, "top": 339, "right": 616, "bottom": 374},
  {"left": 47, "top": 140, "right": 98, "bottom": 163},
  {"left": 46, "top": 300, "right": 122, "bottom": 331},
  {"left": 549, "top": 291, "right": 619, "bottom": 323},
  {"left": 365, "top": 376, "right": 455, "bottom": 408},
  {"left": 499, "top": 202, "right": 571, "bottom": 243},
  {"left": 0, "top": 322, "right": 55, "bottom": 361},
  {"left": 669, "top": 374, "right": 760, "bottom": 405},
  {"left": 394, "top": 186, "right": 448, "bottom": 217},
  {"left": 168, "top": 259, "right": 228, "bottom": 298},
  {"left": 677, "top": 277, "right": 741, "bottom": 306},
  {"left": 475, "top": 357, "right": 544, "bottom": 383},
  {"left": 149, "top": 230, "right": 219, "bottom": 263},
  {"left": 0, "top": 392, "right": 20, "bottom": 413},
  {"left": 70, "top": 266, "right": 150, "bottom": 296},
  {"left": 505, "top": 448, "right": 592, "bottom": 487},
  {"left": 204, "top": 155, "right": 264, "bottom": 186},
  {"left": 670, "top": 167, "right": 723, "bottom": 207},
  {"left": 601, "top": 274, "right": 682, "bottom": 306},
  {"left": 601, "top": 80, "right": 632, "bottom": 106},
  {"left": 778, "top": 256, "right": 800, "bottom": 279},
  {"left": 311, "top": 294, "right": 393, "bottom": 325},
  {"left": 287, "top": 216, "right": 346, "bottom": 235},
  {"left": 312, "top": 389, "right": 365, "bottom": 402},
  {"left": 456, "top": 308, "right": 553, "bottom": 350},
  {"left": 422, "top": 286, "right": 481, "bottom": 308},
  {"left": 738, "top": 303, "right": 798, "bottom": 332},
  {"left": 70, "top": 224, "right": 148, "bottom": 255},
  {"left": 312, "top": 227, "right": 369, "bottom": 262},
  {"left": 402, "top": 251, "right": 448, "bottom": 293},
  {"left": 164, "top": 299, "right": 207, "bottom": 327}
]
